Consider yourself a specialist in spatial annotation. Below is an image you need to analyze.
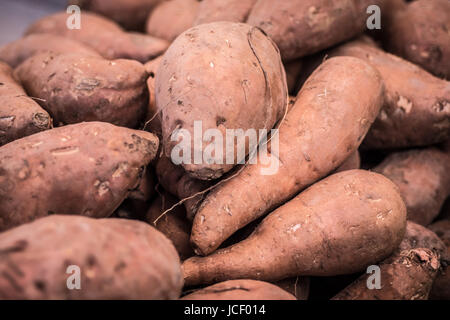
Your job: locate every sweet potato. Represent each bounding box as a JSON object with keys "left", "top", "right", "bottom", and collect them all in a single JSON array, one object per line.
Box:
[
  {"left": 284, "top": 59, "right": 303, "bottom": 95},
  {"left": 156, "top": 22, "right": 288, "bottom": 180},
  {"left": 155, "top": 155, "right": 210, "bottom": 221},
  {"left": 25, "top": 12, "right": 169, "bottom": 62},
  {"left": 191, "top": 57, "right": 384, "bottom": 255},
  {"left": 383, "top": 0, "right": 450, "bottom": 79},
  {"left": 146, "top": 0, "right": 199, "bottom": 42},
  {"left": 428, "top": 220, "right": 450, "bottom": 300},
  {"left": 68, "top": 0, "right": 163, "bottom": 31},
  {"left": 0, "top": 122, "right": 159, "bottom": 231},
  {"left": 0, "top": 215, "right": 182, "bottom": 299},
  {"left": 0, "top": 34, "right": 100, "bottom": 69},
  {"left": 398, "top": 221, "right": 447, "bottom": 257},
  {"left": 246, "top": 0, "right": 383, "bottom": 61},
  {"left": 181, "top": 279, "right": 295, "bottom": 300},
  {"left": 332, "top": 248, "right": 440, "bottom": 300},
  {"left": 194, "top": 0, "right": 257, "bottom": 25},
  {"left": 273, "top": 277, "right": 310, "bottom": 300},
  {"left": 0, "top": 62, "right": 52, "bottom": 146},
  {"left": 335, "top": 150, "right": 361, "bottom": 173},
  {"left": 373, "top": 148, "right": 450, "bottom": 225},
  {"left": 183, "top": 170, "right": 407, "bottom": 286},
  {"left": 329, "top": 39, "right": 450, "bottom": 149},
  {"left": 144, "top": 56, "right": 163, "bottom": 136},
  {"left": 146, "top": 192, "right": 194, "bottom": 260},
  {"left": 15, "top": 53, "right": 148, "bottom": 128}
]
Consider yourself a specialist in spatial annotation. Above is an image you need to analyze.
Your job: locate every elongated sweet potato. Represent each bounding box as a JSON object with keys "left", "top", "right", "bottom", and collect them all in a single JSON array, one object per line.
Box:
[
  {"left": 0, "top": 34, "right": 100, "bottom": 68},
  {"left": 183, "top": 170, "right": 406, "bottom": 286},
  {"left": 383, "top": 0, "right": 450, "bottom": 79},
  {"left": 332, "top": 248, "right": 440, "bottom": 300},
  {"left": 247, "top": 0, "right": 383, "bottom": 60},
  {"left": 25, "top": 12, "right": 169, "bottom": 62},
  {"left": 0, "top": 122, "right": 159, "bottom": 231},
  {"left": 428, "top": 220, "right": 450, "bottom": 300},
  {"left": 146, "top": 192, "right": 194, "bottom": 260},
  {"left": 0, "top": 215, "right": 182, "bottom": 299},
  {"left": 373, "top": 148, "right": 450, "bottom": 225},
  {"left": 194, "top": 0, "right": 257, "bottom": 25},
  {"left": 15, "top": 53, "right": 148, "bottom": 128},
  {"left": 329, "top": 39, "right": 450, "bottom": 149},
  {"left": 0, "top": 62, "right": 52, "bottom": 146},
  {"left": 191, "top": 57, "right": 384, "bottom": 255},
  {"left": 156, "top": 22, "right": 288, "bottom": 180},
  {"left": 146, "top": 0, "right": 199, "bottom": 42},
  {"left": 69, "top": 0, "right": 162, "bottom": 31},
  {"left": 181, "top": 279, "right": 295, "bottom": 300}
]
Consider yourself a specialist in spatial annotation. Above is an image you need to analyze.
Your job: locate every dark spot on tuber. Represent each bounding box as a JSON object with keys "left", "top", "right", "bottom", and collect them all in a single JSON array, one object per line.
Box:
[
  {"left": 216, "top": 116, "right": 226, "bottom": 126},
  {"left": 34, "top": 280, "right": 46, "bottom": 292}
]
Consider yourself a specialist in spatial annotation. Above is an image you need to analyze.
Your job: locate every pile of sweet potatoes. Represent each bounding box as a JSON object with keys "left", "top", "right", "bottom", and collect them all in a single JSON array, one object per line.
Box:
[{"left": 0, "top": 0, "right": 448, "bottom": 301}]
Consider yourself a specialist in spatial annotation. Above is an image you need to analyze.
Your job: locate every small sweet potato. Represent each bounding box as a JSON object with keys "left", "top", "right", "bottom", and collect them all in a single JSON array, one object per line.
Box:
[
  {"left": 183, "top": 170, "right": 406, "bottom": 286},
  {"left": 383, "top": 0, "right": 450, "bottom": 79},
  {"left": 332, "top": 249, "right": 440, "bottom": 300},
  {"left": 146, "top": 192, "right": 194, "bottom": 260},
  {"left": 156, "top": 22, "right": 287, "bottom": 180},
  {"left": 194, "top": 0, "right": 257, "bottom": 25},
  {"left": 0, "top": 34, "right": 100, "bottom": 69},
  {"left": 146, "top": 0, "right": 199, "bottom": 42},
  {"left": 0, "top": 215, "right": 182, "bottom": 299},
  {"left": 191, "top": 57, "right": 384, "bottom": 255},
  {"left": 0, "top": 122, "right": 159, "bottom": 231},
  {"left": 25, "top": 12, "right": 169, "bottom": 62},
  {"left": 428, "top": 220, "right": 450, "bottom": 300},
  {"left": 68, "top": 0, "right": 163, "bottom": 31},
  {"left": 329, "top": 39, "right": 450, "bottom": 149},
  {"left": 181, "top": 279, "right": 296, "bottom": 300},
  {"left": 15, "top": 53, "right": 148, "bottom": 128},
  {"left": 373, "top": 148, "right": 450, "bottom": 225},
  {"left": 247, "top": 0, "right": 383, "bottom": 60},
  {"left": 0, "top": 62, "right": 52, "bottom": 146}
]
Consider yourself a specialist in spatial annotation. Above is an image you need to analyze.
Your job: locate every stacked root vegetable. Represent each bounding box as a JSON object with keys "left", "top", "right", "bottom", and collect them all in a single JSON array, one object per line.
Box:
[{"left": 0, "top": 0, "right": 449, "bottom": 300}]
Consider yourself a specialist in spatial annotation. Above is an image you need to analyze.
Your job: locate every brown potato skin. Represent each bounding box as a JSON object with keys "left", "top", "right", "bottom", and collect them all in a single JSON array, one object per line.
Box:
[
  {"left": 0, "top": 34, "right": 100, "bottom": 69},
  {"left": 0, "top": 62, "right": 52, "bottom": 146},
  {"left": 156, "top": 22, "right": 288, "bottom": 180},
  {"left": 428, "top": 220, "right": 450, "bottom": 300},
  {"left": 373, "top": 148, "right": 450, "bottom": 226},
  {"left": 332, "top": 248, "right": 440, "bottom": 300},
  {"left": 144, "top": 56, "right": 163, "bottom": 136},
  {"left": 0, "top": 215, "right": 182, "bottom": 299},
  {"left": 183, "top": 170, "right": 407, "bottom": 286},
  {"left": 191, "top": 57, "right": 384, "bottom": 255},
  {"left": 0, "top": 122, "right": 159, "bottom": 231},
  {"left": 25, "top": 12, "right": 169, "bottom": 62},
  {"left": 69, "top": 0, "right": 163, "bottom": 31},
  {"left": 194, "top": 0, "right": 257, "bottom": 25},
  {"left": 329, "top": 39, "right": 450, "bottom": 149},
  {"left": 398, "top": 221, "right": 447, "bottom": 257},
  {"left": 146, "top": 0, "right": 199, "bottom": 42},
  {"left": 15, "top": 53, "right": 148, "bottom": 128},
  {"left": 335, "top": 150, "right": 361, "bottom": 173},
  {"left": 247, "top": 0, "right": 383, "bottom": 61},
  {"left": 181, "top": 279, "right": 296, "bottom": 300},
  {"left": 146, "top": 192, "right": 194, "bottom": 261},
  {"left": 383, "top": 0, "right": 450, "bottom": 79},
  {"left": 273, "top": 277, "right": 310, "bottom": 300}
]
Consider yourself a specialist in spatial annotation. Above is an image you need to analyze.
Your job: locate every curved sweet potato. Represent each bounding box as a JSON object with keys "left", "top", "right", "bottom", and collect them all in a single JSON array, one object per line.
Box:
[
  {"left": 373, "top": 148, "right": 450, "bottom": 225},
  {"left": 191, "top": 57, "right": 384, "bottom": 255},
  {"left": 332, "top": 248, "right": 440, "bottom": 300},
  {"left": 0, "top": 122, "right": 159, "bottom": 231},
  {"left": 181, "top": 279, "right": 295, "bottom": 300},
  {"left": 156, "top": 22, "right": 287, "bottom": 180},
  {"left": 15, "top": 53, "right": 148, "bottom": 128},
  {"left": 247, "top": 0, "right": 383, "bottom": 60},
  {"left": 329, "top": 39, "right": 450, "bottom": 149},
  {"left": 0, "top": 34, "right": 100, "bottom": 68},
  {"left": 383, "top": 0, "right": 450, "bottom": 79},
  {"left": 0, "top": 215, "right": 182, "bottom": 299},
  {"left": 25, "top": 12, "right": 169, "bottom": 62},
  {"left": 0, "top": 62, "right": 52, "bottom": 146},
  {"left": 146, "top": 0, "right": 199, "bottom": 42},
  {"left": 183, "top": 170, "right": 406, "bottom": 286}
]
